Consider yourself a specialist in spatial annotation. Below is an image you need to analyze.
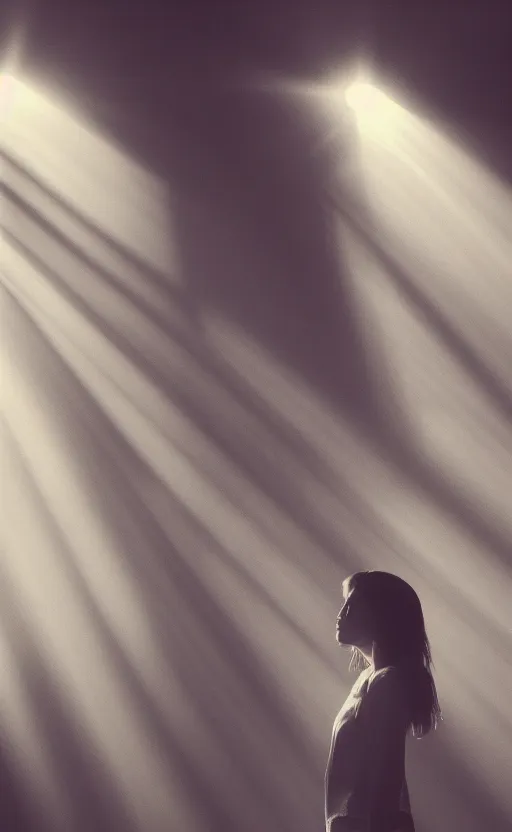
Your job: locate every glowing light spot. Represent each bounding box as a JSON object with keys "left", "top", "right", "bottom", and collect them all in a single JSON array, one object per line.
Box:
[
  {"left": 343, "top": 80, "right": 404, "bottom": 141},
  {"left": 345, "top": 82, "right": 382, "bottom": 113}
]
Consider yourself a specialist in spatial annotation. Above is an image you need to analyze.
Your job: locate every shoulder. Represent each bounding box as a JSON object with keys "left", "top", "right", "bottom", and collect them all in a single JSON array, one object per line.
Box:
[
  {"left": 362, "top": 667, "right": 410, "bottom": 723},
  {"left": 367, "top": 666, "right": 403, "bottom": 692}
]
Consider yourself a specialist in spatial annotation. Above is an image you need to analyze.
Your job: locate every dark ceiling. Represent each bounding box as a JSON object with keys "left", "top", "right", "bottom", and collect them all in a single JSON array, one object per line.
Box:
[
  {"left": 7, "top": 0, "right": 511, "bottom": 122},
  {"left": 3, "top": 0, "right": 506, "bottom": 186}
]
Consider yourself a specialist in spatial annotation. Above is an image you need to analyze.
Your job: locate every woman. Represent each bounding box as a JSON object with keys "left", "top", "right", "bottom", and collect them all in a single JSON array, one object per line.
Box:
[{"left": 325, "top": 570, "right": 441, "bottom": 832}]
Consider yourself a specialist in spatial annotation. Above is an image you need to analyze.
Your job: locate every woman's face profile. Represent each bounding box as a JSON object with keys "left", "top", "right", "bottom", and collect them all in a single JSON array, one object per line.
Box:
[{"left": 335, "top": 582, "right": 374, "bottom": 649}]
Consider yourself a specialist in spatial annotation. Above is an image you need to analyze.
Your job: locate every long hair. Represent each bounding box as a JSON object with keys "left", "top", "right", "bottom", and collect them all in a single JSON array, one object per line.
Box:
[{"left": 346, "top": 570, "right": 441, "bottom": 738}]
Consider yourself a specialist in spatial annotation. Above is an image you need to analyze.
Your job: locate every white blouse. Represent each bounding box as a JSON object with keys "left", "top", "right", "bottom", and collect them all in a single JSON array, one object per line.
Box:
[{"left": 325, "top": 665, "right": 415, "bottom": 832}]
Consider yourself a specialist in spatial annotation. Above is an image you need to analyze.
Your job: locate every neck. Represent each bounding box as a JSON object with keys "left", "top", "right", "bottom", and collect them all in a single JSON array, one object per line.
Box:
[{"left": 362, "top": 644, "right": 394, "bottom": 672}]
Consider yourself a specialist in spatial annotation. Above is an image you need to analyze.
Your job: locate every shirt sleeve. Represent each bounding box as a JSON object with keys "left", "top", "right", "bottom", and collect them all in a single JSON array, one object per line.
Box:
[{"left": 347, "top": 668, "right": 411, "bottom": 830}]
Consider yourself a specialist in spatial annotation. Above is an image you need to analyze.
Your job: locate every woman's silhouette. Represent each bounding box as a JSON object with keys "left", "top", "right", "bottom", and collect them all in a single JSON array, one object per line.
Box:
[{"left": 325, "top": 570, "right": 441, "bottom": 832}]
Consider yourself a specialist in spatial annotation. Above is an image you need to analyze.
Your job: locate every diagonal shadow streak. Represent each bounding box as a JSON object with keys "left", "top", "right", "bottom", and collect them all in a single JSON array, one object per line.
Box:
[
  {"left": 1, "top": 271, "right": 351, "bottom": 672},
  {"left": 2, "top": 232, "right": 360, "bottom": 585},
  {"left": 327, "top": 195, "right": 512, "bottom": 573},
  {"left": 1, "top": 202, "right": 379, "bottom": 584},
  {"left": 5, "top": 142, "right": 511, "bottom": 648},
  {"left": 163, "top": 88, "right": 418, "bottom": 447},
  {"left": 1, "top": 164, "right": 359, "bottom": 497},
  {"left": 0, "top": 147, "right": 186, "bottom": 315},
  {"left": 1, "top": 418, "right": 237, "bottom": 832},
  {"left": 6, "top": 110, "right": 511, "bottom": 587},
  {"left": 11, "top": 239, "right": 507, "bottom": 694},
  {"left": 3, "top": 300, "right": 323, "bottom": 830},
  {"left": 330, "top": 193, "right": 512, "bottom": 425},
  {"left": 0, "top": 176, "right": 195, "bottom": 348}
]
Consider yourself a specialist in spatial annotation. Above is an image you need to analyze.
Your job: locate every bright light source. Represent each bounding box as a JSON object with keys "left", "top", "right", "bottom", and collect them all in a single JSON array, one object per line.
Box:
[
  {"left": 344, "top": 81, "right": 398, "bottom": 124},
  {"left": 345, "top": 82, "right": 382, "bottom": 113},
  {"left": 343, "top": 80, "right": 404, "bottom": 142}
]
